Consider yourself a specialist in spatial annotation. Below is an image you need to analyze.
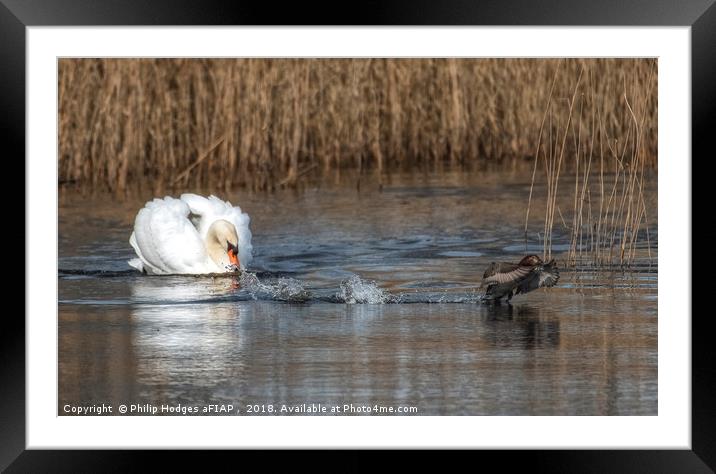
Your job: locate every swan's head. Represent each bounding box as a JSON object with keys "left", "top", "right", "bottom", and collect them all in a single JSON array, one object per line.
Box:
[{"left": 207, "top": 219, "right": 240, "bottom": 271}]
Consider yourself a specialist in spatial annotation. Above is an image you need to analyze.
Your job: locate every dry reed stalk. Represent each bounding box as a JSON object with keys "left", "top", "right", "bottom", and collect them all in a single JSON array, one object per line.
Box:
[
  {"left": 545, "top": 68, "right": 583, "bottom": 260},
  {"left": 172, "top": 135, "right": 226, "bottom": 185},
  {"left": 524, "top": 58, "right": 656, "bottom": 270},
  {"left": 525, "top": 60, "right": 561, "bottom": 247},
  {"left": 59, "top": 58, "right": 657, "bottom": 192}
]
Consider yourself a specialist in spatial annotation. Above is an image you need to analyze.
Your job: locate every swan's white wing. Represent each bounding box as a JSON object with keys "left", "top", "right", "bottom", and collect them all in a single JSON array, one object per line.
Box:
[
  {"left": 180, "top": 193, "right": 215, "bottom": 224},
  {"left": 131, "top": 197, "right": 209, "bottom": 274},
  {"left": 180, "top": 193, "right": 253, "bottom": 269},
  {"left": 128, "top": 232, "right": 146, "bottom": 272},
  {"left": 222, "top": 200, "right": 253, "bottom": 269}
]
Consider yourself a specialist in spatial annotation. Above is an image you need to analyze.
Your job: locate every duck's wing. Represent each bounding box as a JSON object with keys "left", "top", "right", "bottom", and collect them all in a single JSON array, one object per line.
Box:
[
  {"left": 181, "top": 194, "right": 253, "bottom": 269},
  {"left": 515, "top": 259, "right": 560, "bottom": 294},
  {"left": 482, "top": 262, "right": 534, "bottom": 286},
  {"left": 538, "top": 259, "right": 560, "bottom": 287},
  {"left": 130, "top": 197, "right": 207, "bottom": 274}
]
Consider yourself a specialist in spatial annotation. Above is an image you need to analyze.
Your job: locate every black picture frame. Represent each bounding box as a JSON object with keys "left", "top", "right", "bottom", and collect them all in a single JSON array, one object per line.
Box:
[{"left": 3, "top": 0, "right": 709, "bottom": 470}]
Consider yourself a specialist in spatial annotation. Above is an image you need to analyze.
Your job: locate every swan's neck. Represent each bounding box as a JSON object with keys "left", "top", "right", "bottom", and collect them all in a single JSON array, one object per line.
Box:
[
  {"left": 206, "top": 235, "right": 226, "bottom": 268},
  {"left": 204, "top": 219, "right": 239, "bottom": 271},
  {"left": 206, "top": 225, "right": 229, "bottom": 269}
]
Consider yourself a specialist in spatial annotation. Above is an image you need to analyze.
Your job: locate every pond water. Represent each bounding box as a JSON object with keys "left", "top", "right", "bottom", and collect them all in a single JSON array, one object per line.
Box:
[{"left": 59, "top": 169, "right": 657, "bottom": 415}]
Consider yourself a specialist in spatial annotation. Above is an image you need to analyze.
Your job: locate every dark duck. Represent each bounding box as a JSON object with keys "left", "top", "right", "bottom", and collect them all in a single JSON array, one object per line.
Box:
[{"left": 480, "top": 255, "right": 560, "bottom": 303}]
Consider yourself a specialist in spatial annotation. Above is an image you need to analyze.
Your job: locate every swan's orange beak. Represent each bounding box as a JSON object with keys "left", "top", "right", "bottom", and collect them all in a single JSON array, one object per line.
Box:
[{"left": 228, "top": 248, "right": 240, "bottom": 268}]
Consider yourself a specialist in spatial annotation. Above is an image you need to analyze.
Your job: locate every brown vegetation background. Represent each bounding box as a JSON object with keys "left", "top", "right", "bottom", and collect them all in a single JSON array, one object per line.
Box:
[{"left": 58, "top": 58, "right": 657, "bottom": 192}]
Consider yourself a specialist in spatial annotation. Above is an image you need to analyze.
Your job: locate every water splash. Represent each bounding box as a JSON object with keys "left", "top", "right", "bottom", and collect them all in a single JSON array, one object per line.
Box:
[
  {"left": 239, "top": 272, "right": 311, "bottom": 302},
  {"left": 273, "top": 277, "right": 311, "bottom": 302},
  {"left": 337, "top": 275, "right": 394, "bottom": 304}
]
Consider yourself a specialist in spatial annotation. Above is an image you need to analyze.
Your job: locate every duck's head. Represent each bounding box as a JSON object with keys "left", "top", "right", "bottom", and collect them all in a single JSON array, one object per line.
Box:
[
  {"left": 207, "top": 219, "right": 240, "bottom": 271},
  {"left": 519, "top": 255, "right": 543, "bottom": 266}
]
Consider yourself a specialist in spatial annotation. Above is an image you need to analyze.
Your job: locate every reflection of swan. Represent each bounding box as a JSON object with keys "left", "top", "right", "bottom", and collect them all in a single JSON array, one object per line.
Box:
[
  {"left": 129, "top": 274, "right": 239, "bottom": 304},
  {"left": 128, "top": 194, "right": 252, "bottom": 274},
  {"left": 129, "top": 278, "right": 246, "bottom": 381}
]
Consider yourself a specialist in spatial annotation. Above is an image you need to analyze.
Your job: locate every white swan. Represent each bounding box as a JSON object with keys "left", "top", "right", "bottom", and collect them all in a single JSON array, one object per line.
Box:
[{"left": 128, "top": 194, "right": 253, "bottom": 275}]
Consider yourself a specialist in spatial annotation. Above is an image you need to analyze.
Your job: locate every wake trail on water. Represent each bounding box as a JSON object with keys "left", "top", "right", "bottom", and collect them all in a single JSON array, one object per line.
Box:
[
  {"left": 60, "top": 267, "right": 488, "bottom": 305},
  {"left": 59, "top": 268, "right": 138, "bottom": 277},
  {"left": 239, "top": 272, "right": 397, "bottom": 304},
  {"left": 240, "top": 272, "right": 485, "bottom": 304}
]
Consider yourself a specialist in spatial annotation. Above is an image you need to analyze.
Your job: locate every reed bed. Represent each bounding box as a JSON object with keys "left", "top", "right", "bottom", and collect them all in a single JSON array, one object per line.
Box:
[
  {"left": 59, "top": 58, "right": 657, "bottom": 192},
  {"left": 524, "top": 59, "right": 657, "bottom": 269}
]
